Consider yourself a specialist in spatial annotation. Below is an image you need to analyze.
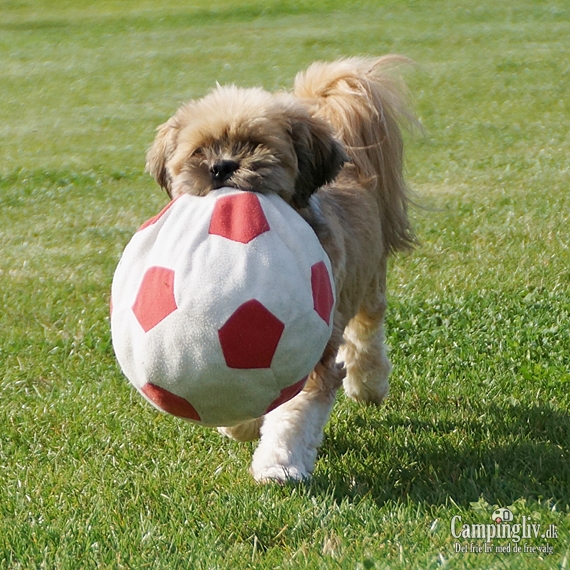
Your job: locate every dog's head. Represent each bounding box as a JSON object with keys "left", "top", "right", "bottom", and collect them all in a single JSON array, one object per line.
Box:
[{"left": 146, "top": 85, "right": 348, "bottom": 208}]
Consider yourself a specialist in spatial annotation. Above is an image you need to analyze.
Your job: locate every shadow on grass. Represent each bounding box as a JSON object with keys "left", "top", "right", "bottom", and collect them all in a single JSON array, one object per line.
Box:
[{"left": 311, "top": 402, "right": 570, "bottom": 508}]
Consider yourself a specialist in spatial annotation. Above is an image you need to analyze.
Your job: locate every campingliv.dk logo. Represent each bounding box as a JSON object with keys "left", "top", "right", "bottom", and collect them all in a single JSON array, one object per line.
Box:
[{"left": 451, "top": 508, "right": 558, "bottom": 555}]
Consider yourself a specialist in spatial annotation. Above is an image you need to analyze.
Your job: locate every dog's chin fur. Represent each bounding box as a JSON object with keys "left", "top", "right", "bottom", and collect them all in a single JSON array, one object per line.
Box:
[{"left": 146, "top": 56, "right": 417, "bottom": 483}]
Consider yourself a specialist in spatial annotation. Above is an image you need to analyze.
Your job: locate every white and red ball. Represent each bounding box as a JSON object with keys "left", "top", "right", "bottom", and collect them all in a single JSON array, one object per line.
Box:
[{"left": 110, "top": 188, "right": 335, "bottom": 427}]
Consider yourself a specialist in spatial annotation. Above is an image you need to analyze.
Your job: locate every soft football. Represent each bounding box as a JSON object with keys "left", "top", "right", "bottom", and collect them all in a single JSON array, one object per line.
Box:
[{"left": 110, "top": 189, "right": 335, "bottom": 427}]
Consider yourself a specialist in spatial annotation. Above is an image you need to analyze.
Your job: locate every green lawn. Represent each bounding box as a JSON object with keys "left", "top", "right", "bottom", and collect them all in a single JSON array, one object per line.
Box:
[{"left": 1, "top": 0, "right": 569, "bottom": 568}]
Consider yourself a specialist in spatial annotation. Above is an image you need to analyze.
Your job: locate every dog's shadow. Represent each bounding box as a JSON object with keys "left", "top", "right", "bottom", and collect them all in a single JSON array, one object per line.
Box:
[{"left": 310, "top": 401, "right": 570, "bottom": 508}]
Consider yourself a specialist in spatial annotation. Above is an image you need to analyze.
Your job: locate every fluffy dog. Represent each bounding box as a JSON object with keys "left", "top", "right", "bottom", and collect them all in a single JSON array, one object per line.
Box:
[{"left": 146, "top": 56, "right": 416, "bottom": 482}]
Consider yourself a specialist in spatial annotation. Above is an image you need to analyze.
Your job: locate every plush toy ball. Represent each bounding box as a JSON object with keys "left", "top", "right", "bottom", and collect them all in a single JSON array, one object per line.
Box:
[{"left": 110, "top": 188, "right": 335, "bottom": 427}]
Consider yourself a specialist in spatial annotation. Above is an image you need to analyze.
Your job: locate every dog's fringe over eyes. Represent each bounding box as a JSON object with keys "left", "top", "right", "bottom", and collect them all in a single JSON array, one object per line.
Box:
[{"left": 145, "top": 56, "right": 418, "bottom": 483}]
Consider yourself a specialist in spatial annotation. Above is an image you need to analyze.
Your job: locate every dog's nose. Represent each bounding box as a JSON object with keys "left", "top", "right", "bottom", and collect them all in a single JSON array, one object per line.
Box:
[{"left": 210, "top": 160, "right": 239, "bottom": 182}]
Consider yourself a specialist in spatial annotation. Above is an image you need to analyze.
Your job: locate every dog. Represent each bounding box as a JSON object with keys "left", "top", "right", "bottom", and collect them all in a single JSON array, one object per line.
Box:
[{"left": 146, "top": 56, "right": 416, "bottom": 482}]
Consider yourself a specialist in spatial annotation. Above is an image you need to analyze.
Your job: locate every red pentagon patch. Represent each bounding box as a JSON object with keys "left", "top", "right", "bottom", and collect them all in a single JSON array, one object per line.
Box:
[
  {"left": 209, "top": 192, "right": 270, "bottom": 244},
  {"left": 132, "top": 266, "right": 178, "bottom": 332},
  {"left": 218, "top": 299, "right": 284, "bottom": 369},
  {"left": 265, "top": 376, "right": 308, "bottom": 414},
  {"left": 311, "top": 261, "right": 334, "bottom": 325},
  {"left": 141, "top": 383, "right": 201, "bottom": 421},
  {"left": 137, "top": 197, "right": 180, "bottom": 232}
]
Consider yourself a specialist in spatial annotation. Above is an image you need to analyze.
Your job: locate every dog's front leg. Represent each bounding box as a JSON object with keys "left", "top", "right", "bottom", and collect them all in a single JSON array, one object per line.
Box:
[{"left": 250, "top": 341, "right": 343, "bottom": 483}]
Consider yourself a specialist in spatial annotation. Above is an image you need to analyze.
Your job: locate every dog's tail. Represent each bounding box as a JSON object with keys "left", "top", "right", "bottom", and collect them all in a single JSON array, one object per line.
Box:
[{"left": 293, "top": 56, "right": 417, "bottom": 253}]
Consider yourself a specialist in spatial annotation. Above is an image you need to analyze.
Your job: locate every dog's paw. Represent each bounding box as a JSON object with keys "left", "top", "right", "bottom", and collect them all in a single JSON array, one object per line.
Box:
[
  {"left": 250, "top": 463, "right": 309, "bottom": 484},
  {"left": 344, "top": 377, "right": 389, "bottom": 406},
  {"left": 218, "top": 418, "right": 262, "bottom": 442}
]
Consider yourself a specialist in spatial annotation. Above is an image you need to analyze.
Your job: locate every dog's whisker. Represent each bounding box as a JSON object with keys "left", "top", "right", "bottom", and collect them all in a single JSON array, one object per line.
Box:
[{"left": 344, "top": 142, "right": 385, "bottom": 151}]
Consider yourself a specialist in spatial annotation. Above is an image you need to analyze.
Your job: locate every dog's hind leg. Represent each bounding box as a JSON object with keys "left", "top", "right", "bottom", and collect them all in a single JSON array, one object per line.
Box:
[
  {"left": 218, "top": 418, "right": 262, "bottom": 442},
  {"left": 250, "top": 326, "right": 344, "bottom": 483},
  {"left": 339, "top": 260, "right": 391, "bottom": 406}
]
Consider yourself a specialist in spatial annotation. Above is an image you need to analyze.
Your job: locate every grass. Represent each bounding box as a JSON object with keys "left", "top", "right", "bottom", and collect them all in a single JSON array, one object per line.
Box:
[{"left": 1, "top": 0, "right": 569, "bottom": 568}]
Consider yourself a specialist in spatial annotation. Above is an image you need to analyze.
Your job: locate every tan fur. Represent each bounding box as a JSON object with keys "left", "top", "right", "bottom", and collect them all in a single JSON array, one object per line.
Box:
[{"left": 146, "top": 57, "right": 416, "bottom": 481}]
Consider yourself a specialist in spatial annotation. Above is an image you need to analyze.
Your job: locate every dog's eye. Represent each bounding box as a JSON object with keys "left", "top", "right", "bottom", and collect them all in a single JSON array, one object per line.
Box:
[{"left": 191, "top": 148, "right": 204, "bottom": 158}]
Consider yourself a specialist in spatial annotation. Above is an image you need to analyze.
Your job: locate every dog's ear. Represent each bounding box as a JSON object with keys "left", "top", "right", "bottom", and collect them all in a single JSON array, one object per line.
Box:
[
  {"left": 145, "top": 117, "right": 180, "bottom": 198},
  {"left": 290, "top": 116, "right": 349, "bottom": 208}
]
